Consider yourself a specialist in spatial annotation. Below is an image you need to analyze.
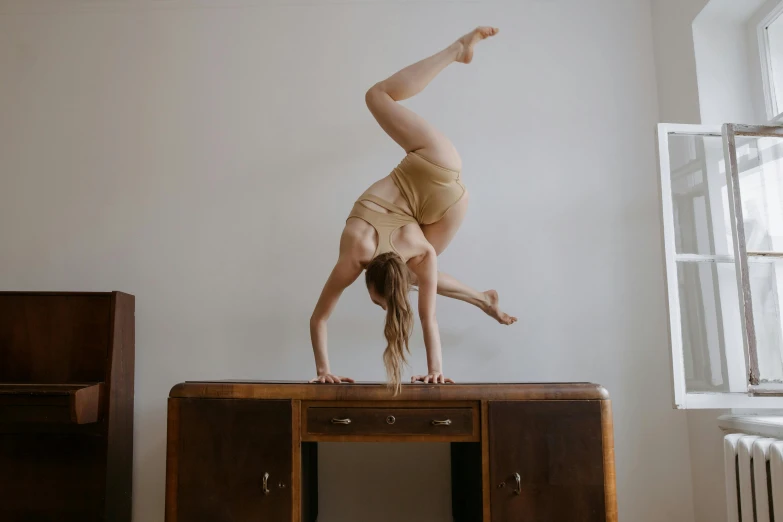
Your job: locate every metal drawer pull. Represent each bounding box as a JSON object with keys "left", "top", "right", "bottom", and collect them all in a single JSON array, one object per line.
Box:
[
  {"left": 513, "top": 473, "right": 521, "bottom": 495},
  {"left": 431, "top": 419, "right": 452, "bottom": 426},
  {"left": 331, "top": 418, "right": 351, "bottom": 425},
  {"left": 386, "top": 415, "right": 396, "bottom": 425},
  {"left": 262, "top": 472, "right": 270, "bottom": 495}
]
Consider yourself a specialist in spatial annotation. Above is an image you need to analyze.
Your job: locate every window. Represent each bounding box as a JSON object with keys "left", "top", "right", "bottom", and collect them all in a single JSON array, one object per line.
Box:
[
  {"left": 658, "top": 123, "right": 783, "bottom": 409},
  {"left": 759, "top": 2, "right": 783, "bottom": 121}
]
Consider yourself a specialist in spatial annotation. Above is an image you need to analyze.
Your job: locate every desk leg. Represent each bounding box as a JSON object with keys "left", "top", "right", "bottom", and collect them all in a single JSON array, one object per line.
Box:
[
  {"left": 481, "top": 400, "right": 491, "bottom": 522},
  {"left": 295, "top": 400, "right": 319, "bottom": 522},
  {"left": 292, "top": 400, "right": 302, "bottom": 522}
]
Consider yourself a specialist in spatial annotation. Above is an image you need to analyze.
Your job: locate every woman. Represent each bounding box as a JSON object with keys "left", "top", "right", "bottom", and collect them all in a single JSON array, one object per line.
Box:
[{"left": 310, "top": 27, "right": 516, "bottom": 391}]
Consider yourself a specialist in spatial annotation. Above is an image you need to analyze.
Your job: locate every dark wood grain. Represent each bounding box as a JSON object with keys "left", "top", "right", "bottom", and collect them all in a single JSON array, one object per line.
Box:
[
  {"left": 165, "top": 383, "right": 616, "bottom": 522},
  {"left": 165, "top": 399, "right": 180, "bottom": 522},
  {"left": 0, "top": 291, "right": 134, "bottom": 522},
  {"left": 481, "top": 400, "right": 491, "bottom": 522},
  {"left": 292, "top": 399, "right": 302, "bottom": 522},
  {"left": 601, "top": 400, "right": 619, "bottom": 522},
  {"left": 174, "top": 398, "right": 293, "bottom": 522},
  {"left": 0, "top": 294, "right": 112, "bottom": 384},
  {"left": 0, "top": 383, "right": 103, "bottom": 424},
  {"left": 171, "top": 382, "right": 609, "bottom": 401},
  {"left": 305, "top": 407, "right": 474, "bottom": 439},
  {"left": 0, "top": 431, "right": 105, "bottom": 521},
  {"left": 489, "top": 401, "right": 606, "bottom": 522},
  {"left": 103, "top": 292, "right": 135, "bottom": 522}
]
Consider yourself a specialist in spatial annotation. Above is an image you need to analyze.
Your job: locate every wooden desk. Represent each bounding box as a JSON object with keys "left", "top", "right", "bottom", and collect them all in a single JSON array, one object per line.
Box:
[{"left": 166, "top": 381, "right": 617, "bottom": 522}]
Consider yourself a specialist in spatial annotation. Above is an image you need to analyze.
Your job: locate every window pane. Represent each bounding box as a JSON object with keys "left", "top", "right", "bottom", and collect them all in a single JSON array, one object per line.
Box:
[
  {"left": 734, "top": 136, "right": 783, "bottom": 253},
  {"left": 667, "top": 134, "right": 733, "bottom": 256},
  {"left": 767, "top": 15, "right": 783, "bottom": 115},
  {"left": 749, "top": 259, "right": 783, "bottom": 384},
  {"left": 733, "top": 135, "right": 783, "bottom": 384},
  {"left": 676, "top": 260, "right": 739, "bottom": 392}
]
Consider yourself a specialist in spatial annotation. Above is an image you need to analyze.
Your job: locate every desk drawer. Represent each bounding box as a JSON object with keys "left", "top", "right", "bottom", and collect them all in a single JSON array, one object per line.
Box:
[{"left": 304, "top": 405, "right": 477, "bottom": 441}]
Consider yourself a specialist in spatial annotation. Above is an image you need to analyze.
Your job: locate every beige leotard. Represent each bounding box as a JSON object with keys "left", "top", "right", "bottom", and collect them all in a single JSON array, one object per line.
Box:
[
  {"left": 392, "top": 151, "right": 466, "bottom": 225},
  {"left": 347, "top": 152, "right": 466, "bottom": 261}
]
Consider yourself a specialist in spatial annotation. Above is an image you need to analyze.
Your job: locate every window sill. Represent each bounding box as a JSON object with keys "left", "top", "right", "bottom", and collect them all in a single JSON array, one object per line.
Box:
[{"left": 718, "top": 414, "right": 783, "bottom": 438}]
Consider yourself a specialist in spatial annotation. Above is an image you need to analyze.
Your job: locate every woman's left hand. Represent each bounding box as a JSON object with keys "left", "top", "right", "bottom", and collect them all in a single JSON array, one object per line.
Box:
[{"left": 411, "top": 372, "right": 454, "bottom": 384}]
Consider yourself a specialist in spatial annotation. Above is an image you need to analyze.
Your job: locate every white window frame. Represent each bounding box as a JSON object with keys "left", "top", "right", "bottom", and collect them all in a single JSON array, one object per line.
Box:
[
  {"left": 726, "top": 124, "right": 783, "bottom": 395},
  {"left": 658, "top": 123, "right": 783, "bottom": 409},
  {"left": 757, "top": 0, "right": 783, "bottom": 122}
]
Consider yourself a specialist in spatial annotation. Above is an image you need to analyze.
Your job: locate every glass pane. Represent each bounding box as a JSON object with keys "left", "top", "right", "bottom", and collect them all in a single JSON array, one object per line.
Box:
[
  {"left": 676, "top": 260, "right": 739, "bottom": 392},
  {"left": 749, "top": 259, "right": 783, "bottom": 384},
  {"left": 767, "top": 15, "right": 783, "bottom": 115},
  {"left": 667, "top": 134, "right": 733, "bottom": 256},
  {"left": 734, "top": 136, "right": 783, "bottom": 253}
]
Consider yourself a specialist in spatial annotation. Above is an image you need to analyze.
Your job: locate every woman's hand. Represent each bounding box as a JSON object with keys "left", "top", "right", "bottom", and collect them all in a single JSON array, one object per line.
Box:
[
  {"left": 310, "top": 374, "right": 355, "bottom": 384},
  {"left": 411, "top": 372, "right": 454, "bottom": 384}
]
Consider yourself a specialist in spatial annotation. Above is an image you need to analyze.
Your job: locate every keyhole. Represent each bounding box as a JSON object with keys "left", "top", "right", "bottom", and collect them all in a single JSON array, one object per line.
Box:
[
  {"left": 278, "top": 482, "right": 286, "bottom": 489},
  {"left": 497, "top": 482, "right": 506, "bottom": 489}
]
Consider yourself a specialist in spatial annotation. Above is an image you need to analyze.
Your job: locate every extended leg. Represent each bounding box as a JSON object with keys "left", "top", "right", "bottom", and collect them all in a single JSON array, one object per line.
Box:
[
  {"left": 436, "top": 272, "right": 517, "bottom": 325},
  {"left": 410, "top": 270, "right": 517, "bottom": 325},
  {"left": 365, "top": 27, "right": 498, "bottom": 170}
]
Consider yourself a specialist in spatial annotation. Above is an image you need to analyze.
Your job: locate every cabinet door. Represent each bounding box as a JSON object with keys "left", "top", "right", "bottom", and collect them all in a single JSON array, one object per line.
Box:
[
  {"left": 175, "top": 399, "right": 292, "bottom": 522},
  {"left": 489, "top": 401, "right": 606, "bottom": 522}
]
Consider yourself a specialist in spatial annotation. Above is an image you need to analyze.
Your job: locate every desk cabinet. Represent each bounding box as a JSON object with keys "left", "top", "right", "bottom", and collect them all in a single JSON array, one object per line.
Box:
[
  {"left": 166, "top": 382, "right": 617, "bottom": 522},
  {"left": 172, "top": 399, "right": 292, "bottom": 522},
  {"left": 489, "top": 401, "right": 607, "bottom": 522}
]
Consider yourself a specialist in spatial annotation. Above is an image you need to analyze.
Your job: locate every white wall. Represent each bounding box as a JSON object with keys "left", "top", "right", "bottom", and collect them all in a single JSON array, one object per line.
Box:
[
  {"left": 693, "top": 0, "right": 768, "bottom": 124},
  {"left": 650, "top": 4, "right": 725, "bottom": 522},
  {"left": 0, "top": 1, "right": 696, "bottom": 521},
  {"left": 651, "top": 0, "right": 709, "bottom": 123},
  {"left": 693, "top": 15, "right": 757, "bottom": 124}
]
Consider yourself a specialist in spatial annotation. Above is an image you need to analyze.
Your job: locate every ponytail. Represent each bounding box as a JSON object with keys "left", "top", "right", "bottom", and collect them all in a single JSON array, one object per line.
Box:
[{"left": 365, "top": 252, "right": 413, "bottom": 395}]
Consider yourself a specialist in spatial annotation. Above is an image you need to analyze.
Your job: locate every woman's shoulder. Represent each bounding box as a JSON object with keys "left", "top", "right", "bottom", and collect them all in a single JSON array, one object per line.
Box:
[
  {"left": 398, "top": 225, "right": 435, "bottom": 265},
  {"left": 340, "top": 220, "right": 376, "bottom": 264}
]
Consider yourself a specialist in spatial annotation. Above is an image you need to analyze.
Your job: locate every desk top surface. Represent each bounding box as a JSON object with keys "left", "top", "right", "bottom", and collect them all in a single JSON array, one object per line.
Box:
[{"left": 170, "top": 381, "right": 609, "bottom": 401}]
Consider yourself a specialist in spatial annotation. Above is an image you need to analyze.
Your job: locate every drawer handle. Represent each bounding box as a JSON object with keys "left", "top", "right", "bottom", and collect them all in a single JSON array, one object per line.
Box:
[
  {"left": 262, "top": 472, "right": 270, "bottom": 495},
  {"left": 431, "top": 419, "right": 452, "bottom": 426},
  {"left": 513, "top": 472, "right": 521, "bottom": 495},
  {"left": 331, "top": 418, "right": 351, "bottom": 425}
]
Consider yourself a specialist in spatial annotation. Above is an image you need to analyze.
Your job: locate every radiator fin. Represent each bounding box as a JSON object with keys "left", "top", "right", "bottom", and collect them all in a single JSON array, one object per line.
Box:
[{"left": 725, "top": 433, "right": 783, "bottom": 522}]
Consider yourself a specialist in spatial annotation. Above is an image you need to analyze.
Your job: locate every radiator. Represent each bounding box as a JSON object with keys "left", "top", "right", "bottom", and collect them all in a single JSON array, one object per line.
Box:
[{"left": 724, "top": 433, "right": 783, "bottom": 522}]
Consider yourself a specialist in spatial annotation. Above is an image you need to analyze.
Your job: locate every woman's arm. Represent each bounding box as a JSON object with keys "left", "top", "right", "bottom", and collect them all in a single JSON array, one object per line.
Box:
[
  {"left": 310, "top": 252, "right": 363, "bottom": 383},
  {"left": 409, "top": 247, "right": 454, "bottom": 384}
]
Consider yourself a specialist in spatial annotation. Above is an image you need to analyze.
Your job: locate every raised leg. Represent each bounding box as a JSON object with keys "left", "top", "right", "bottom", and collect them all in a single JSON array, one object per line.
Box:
[
  {"left": 365, "top": 27, "right": 498, "bottom": 170},
  {"left": 410, "top": 270, "right": 517, "bottom": 325},
  {"left": 435, "top": 272, "right": 517, "bottom": 325}
]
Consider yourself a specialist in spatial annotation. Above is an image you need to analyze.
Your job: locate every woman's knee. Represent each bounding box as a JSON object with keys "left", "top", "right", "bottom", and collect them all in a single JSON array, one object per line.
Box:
[{"left": 365, "top": 83, "right": 388, "bottom": 110}]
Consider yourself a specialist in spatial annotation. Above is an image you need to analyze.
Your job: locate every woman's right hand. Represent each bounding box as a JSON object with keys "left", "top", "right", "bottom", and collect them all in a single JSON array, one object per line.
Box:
[{"left": 309, "top": 374, "right": 355, "bottom": 384}]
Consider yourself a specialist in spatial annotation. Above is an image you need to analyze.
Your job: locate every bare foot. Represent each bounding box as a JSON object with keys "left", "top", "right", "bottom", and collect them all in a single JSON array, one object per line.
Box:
[
  {"left": 481, "top": 290, "right": 517, "bottom": 325},
  {"left": 455, "top": 26, "right": 499, "bottom": 64}
]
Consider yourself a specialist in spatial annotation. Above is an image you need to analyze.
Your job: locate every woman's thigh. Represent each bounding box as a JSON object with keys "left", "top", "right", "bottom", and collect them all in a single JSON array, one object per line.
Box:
[{"left": 420, "top": 191, "right": 470, "bottom": 255}]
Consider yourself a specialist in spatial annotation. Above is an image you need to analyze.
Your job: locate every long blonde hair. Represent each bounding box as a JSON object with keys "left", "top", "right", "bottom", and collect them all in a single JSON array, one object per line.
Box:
[{"left": 365, "top": 252, "right": 413, "bottom": 394}]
